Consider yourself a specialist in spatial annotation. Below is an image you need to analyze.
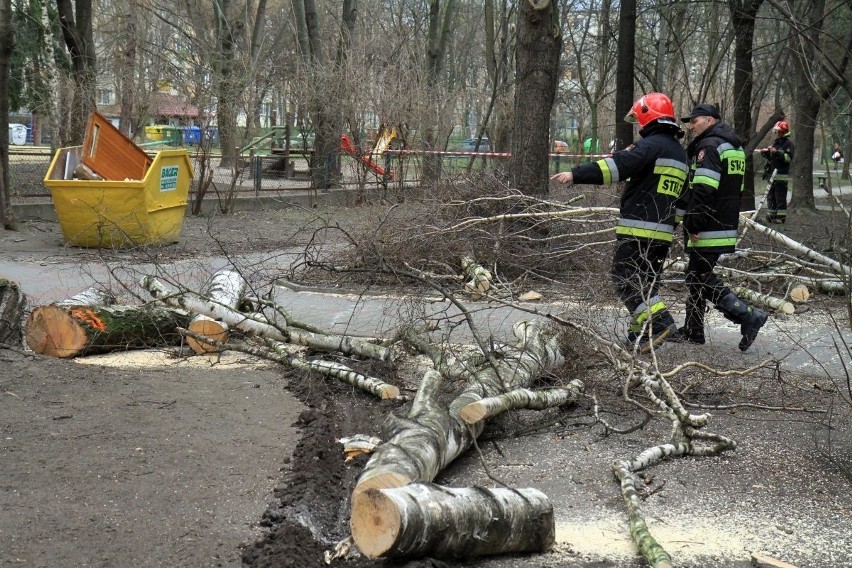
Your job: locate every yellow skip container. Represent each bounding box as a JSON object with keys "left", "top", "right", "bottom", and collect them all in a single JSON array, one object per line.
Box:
[{"left": 43, "top": 147, "right": 194, "bottom": 248}]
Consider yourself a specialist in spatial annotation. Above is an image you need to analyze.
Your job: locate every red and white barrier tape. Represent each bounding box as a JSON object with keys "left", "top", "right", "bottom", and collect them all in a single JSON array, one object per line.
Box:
[{"left": 383, "top": 149, "right": 612, "bottom": 159}]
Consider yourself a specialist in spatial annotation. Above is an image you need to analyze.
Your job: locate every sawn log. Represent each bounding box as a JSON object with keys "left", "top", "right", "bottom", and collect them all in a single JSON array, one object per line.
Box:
[
  {"left": 26, "top": 304, "right": 191, "bottom": 358},
  {"left": 351, "top": 483, "right": 554, "bottom": 559},
  {"left": 186, "top": 269, "right": 247, "bottom": 354}
]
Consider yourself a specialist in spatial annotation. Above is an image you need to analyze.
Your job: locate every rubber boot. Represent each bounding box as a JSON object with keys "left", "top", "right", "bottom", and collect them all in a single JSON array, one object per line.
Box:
[
  {"left": 717, "top": 292, "right": 768, "bottom": 351},
  {"left": 668, "top": 297, "right": 706, "bottom": 345}
]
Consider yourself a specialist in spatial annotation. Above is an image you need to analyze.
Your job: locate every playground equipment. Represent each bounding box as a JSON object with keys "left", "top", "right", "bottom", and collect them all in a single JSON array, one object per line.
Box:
[{"left": 340, "top": 126, "right": 397, "bottom": 179}]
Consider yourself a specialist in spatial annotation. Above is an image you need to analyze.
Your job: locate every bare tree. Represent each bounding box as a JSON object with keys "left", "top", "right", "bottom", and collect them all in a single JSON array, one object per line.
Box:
[
  {"left": 55, "top": 0, "right": 97, "bottom": 146},
  {"left": 784, "top": 0, "right": 852, "bottom": 210}
]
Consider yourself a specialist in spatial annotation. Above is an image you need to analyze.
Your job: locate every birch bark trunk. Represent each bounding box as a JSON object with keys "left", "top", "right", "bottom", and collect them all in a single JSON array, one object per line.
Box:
[{"left": 351, "top": 483, "right": 554, "bottom": 559}]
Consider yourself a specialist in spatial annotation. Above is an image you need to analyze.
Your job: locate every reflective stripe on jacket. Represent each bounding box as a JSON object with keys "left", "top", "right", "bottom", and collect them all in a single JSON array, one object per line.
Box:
[
  {"left": 680, "top": 123, "right": 745, "bottom": 254},
  {"left": 572, "top": 125, "right": 688, "bottom": 244}
]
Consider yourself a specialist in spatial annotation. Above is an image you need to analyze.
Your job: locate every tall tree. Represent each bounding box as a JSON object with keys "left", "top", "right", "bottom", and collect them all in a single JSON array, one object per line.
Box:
[
  {"left": 420, "top": 0, "right": 455, "bottom": 185},
  {"left": 0, "top": 0, "right": 15, "bottom": 229},
  {"left": 783, "top": 0, "right": 852, "bottom": 211},
  {"left": 55, "top": 0, "right": 97, "bottom": 145},
  {"left": 613, "top": 0, "right": 635, "bottom": 151},
  {"left": 117, "top": 0, "right": 138, "bottom": 136},
  {"left": 729, "top": 0, "right": 764, "bottom": 209},
  {"left": 510, "top": 0, "right": 561, "bottom": 195}
]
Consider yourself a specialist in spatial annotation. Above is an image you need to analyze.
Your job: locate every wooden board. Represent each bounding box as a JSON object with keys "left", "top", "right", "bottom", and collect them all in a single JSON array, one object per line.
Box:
[{"left": 82, "top": 112, "right": 152, "bottom": 181}]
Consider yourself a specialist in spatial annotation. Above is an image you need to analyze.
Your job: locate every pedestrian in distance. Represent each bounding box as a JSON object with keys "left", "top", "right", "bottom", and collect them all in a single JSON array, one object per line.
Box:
[
  {"left": 831, "top": 142, "right": 844, "bottom": 169},
  {"left": 759, "top": 121, "right": 794, "bottom": 223},
  {"left": 669, "top": 103, "right": 768, "bottom": 351},
  {"left": 551, "top": 92, "right": 687, "bottom": 352}
]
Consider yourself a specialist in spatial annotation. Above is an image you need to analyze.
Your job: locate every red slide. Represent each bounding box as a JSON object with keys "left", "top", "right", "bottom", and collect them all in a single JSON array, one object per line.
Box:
[{"left": 340, "top": 134, "right": 391, "bottom": 178}]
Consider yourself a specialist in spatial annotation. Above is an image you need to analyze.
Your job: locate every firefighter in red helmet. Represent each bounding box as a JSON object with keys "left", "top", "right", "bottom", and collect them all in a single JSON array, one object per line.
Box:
[
  {"left": 759, "top": 120, "right": 794, "bottom": 223},
  {"left": 551, "top": 93, "right": 687, "bottom": 352}
]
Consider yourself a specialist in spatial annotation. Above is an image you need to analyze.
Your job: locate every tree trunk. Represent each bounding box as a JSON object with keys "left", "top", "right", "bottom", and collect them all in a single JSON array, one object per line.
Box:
[
  {"left": 729, "top": 0, "right": 764, "bottom": 210},
  {"left": 510, "top": 0, "right": 561, "bottom": 195},
  {"left": 0, "top": 278, "right": 26, "bottom": 346},
  {"left": 351, "top": 483, "right": 554, "bottom": 559},
  {"left": 459, "top": 380, "right": 583, "bottom": 425},
  {"left": 142, "top": 276, "right": 392, "bottom": 362},
  {"left": 613, "top": 0, "right": 635, "bottom": 151},
  {"left": 353, "top": 320, "right": 563, "bottom": 497},
  {"left": 0, "top": 0, "right": 15, "bottom": 230},
  {"left": 26, "top": 304, "right": 190, "bottom": 358},
  {"left": 186, "top": 269, "right": 246, "bottom": 354},
  {"left": 118, "top": 0, "right": 138, "bottom": 137},
  {"left": 55, "top": 0, "right": 97, "bottom": 146},
  {"left": 212, "top": 0, "right": 243, "bottom": 169},
  {"left": 788, "top": 0, "right": 829, "bottom": 212}
]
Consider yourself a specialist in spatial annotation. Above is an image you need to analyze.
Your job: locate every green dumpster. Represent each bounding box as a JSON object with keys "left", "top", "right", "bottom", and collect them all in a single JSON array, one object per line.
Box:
[{"left": 161, "top": 126, "right": 183, "bottom": 146}]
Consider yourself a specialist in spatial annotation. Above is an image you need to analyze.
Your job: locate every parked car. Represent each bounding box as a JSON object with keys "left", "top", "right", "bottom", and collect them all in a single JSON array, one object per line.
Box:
[
  {"left": 461, "top": 138, "right": 491, "bottom": 152},
  {"left": 552, "top": 140, "right": 570, "bottom": 153}
]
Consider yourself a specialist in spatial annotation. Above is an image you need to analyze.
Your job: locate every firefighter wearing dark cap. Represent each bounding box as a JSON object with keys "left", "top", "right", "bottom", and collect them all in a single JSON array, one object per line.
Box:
[
  {"left": 759, "top": 121, "right": 794, "bottom": 223},
  {"left": 551, "top": 92, "right": 687, "bottom": 352},
  {"left": 670, "top": 103, "right": 768, "bottom": 351}
]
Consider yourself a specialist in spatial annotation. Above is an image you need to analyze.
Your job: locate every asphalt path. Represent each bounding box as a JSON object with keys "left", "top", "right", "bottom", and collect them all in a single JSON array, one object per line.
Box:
[{"left": 3, "top": 243, "right": 850, "bottom": 380}]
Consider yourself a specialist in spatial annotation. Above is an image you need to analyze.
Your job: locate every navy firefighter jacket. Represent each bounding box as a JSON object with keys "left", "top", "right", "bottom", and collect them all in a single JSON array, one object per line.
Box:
[
  {"left": 570, "top": 123, "right": 688, "bottom": 244},
  {"left": 678, "top": 121, "right": 746, "bottom": 254}
]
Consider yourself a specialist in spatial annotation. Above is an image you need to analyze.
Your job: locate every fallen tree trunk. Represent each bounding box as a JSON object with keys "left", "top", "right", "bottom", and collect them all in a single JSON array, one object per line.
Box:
[
  {"left": 186, "top": 269, "right": 247, "bottom": 354},
  {"left": 459, "top": 380, "right": 584, "bottom": 425},
  {"left": 53, "top": 286, "right": 116, "bottom": 308},
  {"left": 732, "top": 286, "right": 794, "bottom": 315},
  {"left": 0, "top": 278, "right": 27, "bottom": 346},
  {"left": 26, "top": 304, "right": 190, "bottom": 358},
  {"left": 739, "top": 217, "right": 852, "bottom": 276},
  {"left": 142, "top": 276, "right": 391, "bottom": 362},
  {"left": 351, "top": 483, "right": 554, "bottom": 559},
  {"left": 353, "top": 320, "right": 564, "bottom": 497}
]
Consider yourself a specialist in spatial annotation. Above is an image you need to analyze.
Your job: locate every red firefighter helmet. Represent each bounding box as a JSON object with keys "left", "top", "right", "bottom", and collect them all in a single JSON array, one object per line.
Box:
[
  {"left": 625, "top": 93, "right": 676, "bottom": 128},
  {"left": 773, "top": 120, "right": 789, "bottom": 135}
]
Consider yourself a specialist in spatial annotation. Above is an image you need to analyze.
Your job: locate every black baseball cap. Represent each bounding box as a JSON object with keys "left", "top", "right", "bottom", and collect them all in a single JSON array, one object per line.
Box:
[{"left": 680, "top": 103, "right": 721, "bottom": 122}]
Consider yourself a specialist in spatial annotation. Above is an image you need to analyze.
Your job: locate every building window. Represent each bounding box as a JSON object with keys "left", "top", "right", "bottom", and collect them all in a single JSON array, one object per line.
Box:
[{"left": 98, "top": 89, "right": 113, "bottom": 105}]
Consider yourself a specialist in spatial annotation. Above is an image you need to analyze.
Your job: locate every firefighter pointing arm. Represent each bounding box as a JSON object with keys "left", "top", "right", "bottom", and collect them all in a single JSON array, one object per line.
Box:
[{"left": 550, "top": 93, "right": 687, "bottom": 351}]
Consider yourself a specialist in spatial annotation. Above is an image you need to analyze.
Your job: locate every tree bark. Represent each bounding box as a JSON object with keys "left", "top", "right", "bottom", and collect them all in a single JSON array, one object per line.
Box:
[
  {"left": 351, "top": 483, "right": 554, "bottom": 559},
  {"left": 55, "top": 0, "right": 97, "bottom": 146},
  {"left": 26, "top": 304, "right": 190, "bottom": 358},
  {"left": 460, "top": 380, "right": 583, "bottom": 425},
  {"left": 739, "top": 216, "right": 852, "bottom": 276},
  {"left": 510, "top": 0, "right": 561, "bottom": 195},
  {"left": 186, "top": 269, "right": 246, "bottom": 354},
  {"left": 0, "top": 0, "right": 15, "bottom": 230},
  {"left": 0, "top": 278, "right": 26, "bottom": 346},
  {"left": 353, "top": 320, "right": 563, "bottom": 497},
  {"left": 142, "top": 276, "right": 392, "bottom": 362},
  {"left": 729, "top": 0, "right": 764, "bottom": 210},
  {"left": 613, "top": 0, "right": 635, "bottom": 151}
]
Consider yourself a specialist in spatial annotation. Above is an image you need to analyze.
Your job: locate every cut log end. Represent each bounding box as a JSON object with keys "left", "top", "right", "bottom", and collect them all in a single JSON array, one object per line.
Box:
[
  {"left": 459, "top": 401, "right": 487, "bottom": 424},
  {"left": 186, "top": 317, "right": 229, "bottom": 354},
  {"left": 350, "top": 489, "right": 401, "bottom": 558},
  {"left": 25, "top": 305, "right": 88, "bottom": 358},
  {"left": 380, "top": 385, "right": 401, "bottom": 400},
  {"left": 778, "top": 302, "right": 795, "bottom": 315},
  {"left": 789, "top": 285, "right": 810, "bottom": 303}
]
